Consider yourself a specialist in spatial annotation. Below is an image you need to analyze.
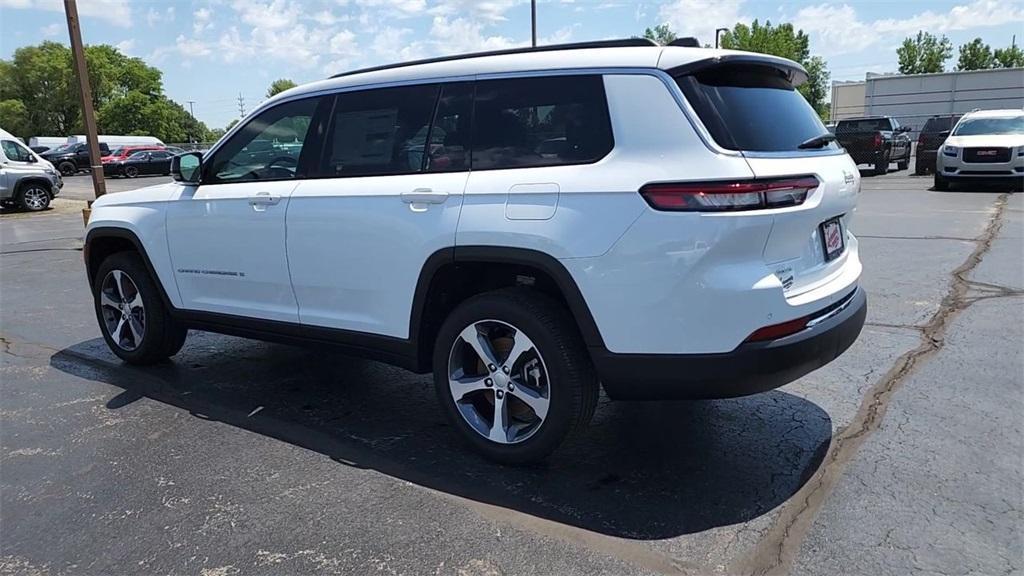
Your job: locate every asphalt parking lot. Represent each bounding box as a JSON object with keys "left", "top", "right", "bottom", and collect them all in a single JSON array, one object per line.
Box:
[{"left": 1, "top": 169, "right": 1021, "bottom": 575}]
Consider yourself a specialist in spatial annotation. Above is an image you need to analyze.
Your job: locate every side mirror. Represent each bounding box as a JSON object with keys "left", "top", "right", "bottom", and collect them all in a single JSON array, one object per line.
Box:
[
  {"left": 171, "top": 152, "right": 202, "bottom": 184},
  {"left": 26, "top": 155, "right": 37, "bottom": 163}
]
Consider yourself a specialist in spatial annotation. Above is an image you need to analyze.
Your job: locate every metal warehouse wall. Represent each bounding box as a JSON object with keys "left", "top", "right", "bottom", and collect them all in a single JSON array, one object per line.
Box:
[
  {"left": 831, "top": 81, "right": 866, "bottom": 121},
  {"left": 861, "top": 68, "right": 1024, "bottom": 134}
]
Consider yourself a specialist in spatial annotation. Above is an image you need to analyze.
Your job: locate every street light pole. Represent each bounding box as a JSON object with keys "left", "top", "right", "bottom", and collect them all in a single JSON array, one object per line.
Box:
[
  {"left": 715, "top": 27, "right": 729, "bottom": 49},
  {"left": 531, "top": 0, "right": 537, "bottom": 47}
]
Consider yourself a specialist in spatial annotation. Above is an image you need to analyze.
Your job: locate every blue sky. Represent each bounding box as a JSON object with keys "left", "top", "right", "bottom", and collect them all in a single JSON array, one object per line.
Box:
[{"left": 2, "top": 0, "right": 1023, "bottom": 130}]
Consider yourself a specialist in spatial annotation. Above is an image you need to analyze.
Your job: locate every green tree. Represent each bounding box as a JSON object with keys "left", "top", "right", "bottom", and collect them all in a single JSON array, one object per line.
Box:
[
  {"left": 718, "top": 20, "right": 830, "bottom": 117},
  {"left": 956, "top": 38, "right": 995, "bottom": 71},
  {"left": 266, "top": 78, "right": 298, "bottom": 98},
  {"left": 897, "top": 31, "right": 952, "bottom": 74},
  {"left": 0, "top": 99, "right": 30, "bottom": 139},
  {"left": 993, "top": 44, "right": 1024, "bottom": 68},
  {"left": 225, "top": 118, "right": 240, "bottom": 132},
  {"left": 643, "top": 24, "right": 677, "bottom": 46}
]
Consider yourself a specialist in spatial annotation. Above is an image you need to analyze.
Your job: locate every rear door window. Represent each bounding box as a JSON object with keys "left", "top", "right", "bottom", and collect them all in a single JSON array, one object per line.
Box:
[
  {"left": 321, "top": 83, "right": 440, "bottom": 178},
  {"left": 471, "top": 75, "right": 613, "bottom": 170},
  {"left": 676, "top": 64, "right": 835, "bottom": 152}
]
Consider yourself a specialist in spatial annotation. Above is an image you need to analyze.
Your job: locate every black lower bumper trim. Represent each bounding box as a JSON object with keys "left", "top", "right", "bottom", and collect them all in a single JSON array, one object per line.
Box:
[{"left": 593, "top": 287, "right": 867, "bottom": 400}]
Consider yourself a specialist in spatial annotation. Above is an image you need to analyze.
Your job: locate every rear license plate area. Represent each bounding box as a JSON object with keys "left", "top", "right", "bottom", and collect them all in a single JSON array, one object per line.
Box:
[{"left": 820, "top": 217, "right": 844, "bottom": 261}]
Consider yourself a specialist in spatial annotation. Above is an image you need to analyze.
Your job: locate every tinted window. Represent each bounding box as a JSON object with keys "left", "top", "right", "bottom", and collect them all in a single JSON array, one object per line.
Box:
[
  {"left": 425, "top": 83, "right": 473, "bottom": 173},
  {"left": 321, "top": 84, "right": 439, "bottom": 178},
  {"left": 836, "top": 119, "right": 891, "bottom": 133},
  {"left": 150, "top": 151, "right": 172, "bottom": 160},
  {"left": 922, "top": 116, "right": 959, "bottom": 133},
  {"left": 206, "top": 96, "right": 326, "bottom": 183},
  {"left": 677, "top": 64, "right": 836, "bottom": 152},
  {"left": 952, "top": 116, "right": 1024, "bottom": 136},
  {"left": 1, "top": 140, "right": 33, "bottom": 162},
  {"left": 471, "top": 75, "right": 613, "bottom": 170},
  {"left": 128, "top": 151, "right": 149, "bottom": 160}
]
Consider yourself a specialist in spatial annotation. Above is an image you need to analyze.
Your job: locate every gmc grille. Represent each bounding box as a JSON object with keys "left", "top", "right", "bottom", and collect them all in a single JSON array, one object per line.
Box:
[{"left": 963, "top": 147, "right": 1011, "bottom": 163}]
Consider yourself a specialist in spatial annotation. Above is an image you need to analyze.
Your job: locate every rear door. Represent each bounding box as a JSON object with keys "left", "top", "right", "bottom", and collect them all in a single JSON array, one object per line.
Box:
[
  {"left": 676, "top": 63, "right": 859, "bottom": 298},
  {"left": 286, "top": 82, "right": 470, "bottom": 338}
]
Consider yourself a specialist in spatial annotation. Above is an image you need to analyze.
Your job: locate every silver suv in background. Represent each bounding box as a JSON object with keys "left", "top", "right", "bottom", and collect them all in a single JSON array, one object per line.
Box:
[{"left": 0, "top": 128, "right": 63, "bottom": 211}]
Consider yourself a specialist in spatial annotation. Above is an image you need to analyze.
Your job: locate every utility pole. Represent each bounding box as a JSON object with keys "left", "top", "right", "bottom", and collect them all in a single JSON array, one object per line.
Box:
[
  {"left": 237, "top": 93, "right": 246, "bottom": 118},
  {"left": 530, "top": 0, "right": 536, "bottom": 47},
  {"left": 187, "top": 100, "right": 196, "bottom": 144},
  {"left": 63, "top": 0, "right": 106, "bottom": 221}
]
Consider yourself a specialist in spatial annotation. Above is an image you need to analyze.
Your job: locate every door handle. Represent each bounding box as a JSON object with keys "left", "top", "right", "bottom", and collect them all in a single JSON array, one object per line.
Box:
[
  {"left": 248, "top": 191, "right": 281, "bottom": 211},
  {"left": 401, "top": 188, "right": 448, "bottom": 205}
]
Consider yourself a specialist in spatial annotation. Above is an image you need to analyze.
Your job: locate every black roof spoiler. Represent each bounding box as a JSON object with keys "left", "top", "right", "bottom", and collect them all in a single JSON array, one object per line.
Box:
[
  {"left": 666, "top": 53, "right": 809, "bottom": 86},
  {"left": 328, "top": 38, "right": 658, "bottom": 79}
]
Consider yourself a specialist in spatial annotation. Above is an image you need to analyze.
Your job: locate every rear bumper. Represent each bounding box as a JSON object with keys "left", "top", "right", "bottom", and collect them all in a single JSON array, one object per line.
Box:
[{"left": 593, "top": 287, "right": 867, "bottom": 400}]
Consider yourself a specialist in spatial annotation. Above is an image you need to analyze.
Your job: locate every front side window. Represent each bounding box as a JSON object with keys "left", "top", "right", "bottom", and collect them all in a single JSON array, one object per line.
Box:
[
  {"left": 320, "top": 84, "right": 440, "bottom": 178},
  {"left": 471, "top": 75, "right": 613, "bottom": 170},
  {"left": 952, "top": 116, "right": 1024, "bottom": 136},
  {"left": 128, "top": 151, "right": 150, "bottom": 161},
  {"left": 1, "top": 140, "right": 33, "bottom": 162},
  {"left": 205, "top": 96, "right": 325, "bottom": 183}
]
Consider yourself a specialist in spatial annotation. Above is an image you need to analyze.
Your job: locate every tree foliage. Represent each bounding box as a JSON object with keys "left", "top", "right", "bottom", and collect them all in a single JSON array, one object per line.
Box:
[
  {"left": 0, "top": 41, "right": 209, "bottom": 142},
  {"left": 956, "top": 38, "right": 994, "bottom": 71},
  {"left": 897, "top": 31, "right": 952, "bottom": 74},
  {"left": 718, "top": 20, "right": 831, "bottom": 119},
  {"left": 643, "top": 24, "right": 677, "bottom": 46},
  {"left": 993, "top": 44, "right": 1024, "bottom": 68},
  {"left": 266, "top": 78, "right": 298, "bottom": 99}
]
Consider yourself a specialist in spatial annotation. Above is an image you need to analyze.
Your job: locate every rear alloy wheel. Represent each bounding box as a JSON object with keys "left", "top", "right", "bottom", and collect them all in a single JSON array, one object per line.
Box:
[
  {"left": 124, "top": 165, "right": 139, "bottom": 178},
  {"left": 16, "top": 183, "right": 50, "bottom": 211},
  {"left": 94, "top": 252, "right": 187, "bottom": 364},
  {"left": 434, "top": 289, "right": 598, "bottom": 464}
]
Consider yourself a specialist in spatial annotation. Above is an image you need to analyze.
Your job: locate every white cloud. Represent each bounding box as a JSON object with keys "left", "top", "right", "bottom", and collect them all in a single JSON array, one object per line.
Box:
[
  {"left": 429, "top": 15, "right": 516, "bottom": 54},
  {"left": 792, "top": 0, "right": 1024, "bottom": 57},
  {"left": 428, "top": 0, "right": 519, "bottom": 23},
  {"left": 231, "top": 0, "right": 300, "bottom": 30},
  {"left": 115, "top": 39, "right": 135, "bottom": 54},
  {"left": 39, "top": 22, "right": 61, "bottom": 37},
  {"left": 146, "top": 6, "right": 174, "bottom": 27},
  {"left": 175, "top": 34, "right": 211, "bottom": 57},
  {"left": 657, "top": 0, "right": 746, "bottom": 47},
  {"left": 0, "top": 0, "right": 132, "bottom": 27},
  {"left": 356, "top": 0, "right": 427, "bottom": 18},
  {"left": 193, "top": 7, "right": 214, "bottom": 35},
  {"left": 312, "top": 9, "right": 349, "bottom": 25}
]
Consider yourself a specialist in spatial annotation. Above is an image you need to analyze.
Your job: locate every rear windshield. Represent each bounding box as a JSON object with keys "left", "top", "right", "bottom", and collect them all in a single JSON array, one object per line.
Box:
[
  {"left": 952, "top": 116, "right": 1024, "bottom": 136},
  {"left": 921, "top": 116, "right": 958, "bottom": 133},
  {"left": 836, "top": 119, "right": 891, "bottom": 133},
  {"left": 675, "top": 64, "right": 835, "bottom": 152}
]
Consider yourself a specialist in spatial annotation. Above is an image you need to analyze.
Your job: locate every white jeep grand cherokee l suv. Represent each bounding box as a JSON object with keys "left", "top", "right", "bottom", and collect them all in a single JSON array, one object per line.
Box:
[{"left": 84, "top": 39, "right": 865, "bottom": 463}]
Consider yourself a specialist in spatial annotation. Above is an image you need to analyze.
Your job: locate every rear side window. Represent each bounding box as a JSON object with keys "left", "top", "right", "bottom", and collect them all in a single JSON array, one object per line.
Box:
[
  {"left": 922, "top": 116, "right": 958, "bottom": 133},
  {"left": 676, "top": 64, "right": 835, "bottom": 152},
  {"left": 322, "top": 84, "right": 440, "bottom": 178},
  {"left": 836, "top": 119, "right": 891, "bottom": 133},
  {"left": 471, "top": 75, "right": 613, "bottom": 170}
]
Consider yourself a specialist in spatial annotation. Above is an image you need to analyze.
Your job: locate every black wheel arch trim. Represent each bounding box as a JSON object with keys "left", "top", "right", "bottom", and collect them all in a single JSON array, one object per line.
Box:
[
  {"left": 16, "top": 177, "right": 55, "bottom": 197},
  {"left": 84, "top": 227, "right": 176, "bottom": 312}
]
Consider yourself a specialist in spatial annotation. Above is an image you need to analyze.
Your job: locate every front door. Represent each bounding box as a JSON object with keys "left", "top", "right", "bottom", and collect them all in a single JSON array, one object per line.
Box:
[
  {"left": 287, "top": 82, "right": 472, "bottom": 338},
  {"left": 165, "top": 95, "right": 330, "bottom": 322}
]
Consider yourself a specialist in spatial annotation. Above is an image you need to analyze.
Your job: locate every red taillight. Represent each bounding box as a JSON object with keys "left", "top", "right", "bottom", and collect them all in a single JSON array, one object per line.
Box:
[
  {"left": 873, "top": 133, "right": 882, "bottom": 148},
  {"left": 640, "top": 176, "right": 819, "bottom": 212},
  {"left": 745, "top": 315, "right": 809, "bottom": 342}
]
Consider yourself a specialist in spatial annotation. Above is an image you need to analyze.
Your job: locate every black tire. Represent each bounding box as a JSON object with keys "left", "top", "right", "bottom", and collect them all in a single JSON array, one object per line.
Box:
[
  {"left": 896, "top": 156, "right": 909, "bottom": 171},
  {"left": 124, "top": 165, "right": 139, "bottom": 178},
  {"left": 93, "top": 251, "right": 187, "bottom": 365},
  {"left": 934, "top": 172, "right": 949, "bottom": 191},
  {"left": 914, "top": 159, "right": 926, "bottom": 175},
  {"left": 874, "top": 150, "right": 889, "bottom": 176},
  {"left": 57, "top": 161, "right": 76, "bottom": 176},
  {"left": 433, "top": 288, "right": 598, "bottom": 464},
  {"left": 15, "top": 182, "right": 51, "bottom": 211}
]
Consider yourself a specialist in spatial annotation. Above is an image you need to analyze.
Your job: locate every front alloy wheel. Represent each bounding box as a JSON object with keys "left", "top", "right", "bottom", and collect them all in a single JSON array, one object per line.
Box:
[
  {"left": 448, "top": 320, "right": 551, "bottom": 445},
  {"left": 18, "top": 185, "right": 50, "bottom": 211},
  {"left": 99, "top": 269, "right": 146, "bottom": 351}
]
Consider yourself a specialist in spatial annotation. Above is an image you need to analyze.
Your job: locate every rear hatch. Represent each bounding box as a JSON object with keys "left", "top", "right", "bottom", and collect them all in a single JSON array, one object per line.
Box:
[{"left": 674, "top": 62, "right": 859, "bottom": 298}]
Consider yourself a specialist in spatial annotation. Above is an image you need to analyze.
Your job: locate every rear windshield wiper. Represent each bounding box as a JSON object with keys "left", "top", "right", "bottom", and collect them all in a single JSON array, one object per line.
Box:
[{"left": 797, "top": 133, "right": 838, "bottom": 149}]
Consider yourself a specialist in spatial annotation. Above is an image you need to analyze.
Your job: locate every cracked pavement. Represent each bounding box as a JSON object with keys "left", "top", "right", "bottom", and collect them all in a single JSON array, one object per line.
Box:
[{"left": 1, "top": 172, "right": 1021, "bottom": 575}]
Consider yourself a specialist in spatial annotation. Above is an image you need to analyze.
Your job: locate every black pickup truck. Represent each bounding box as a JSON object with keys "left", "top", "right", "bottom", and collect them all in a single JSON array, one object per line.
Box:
[
  {"left": 835, "top": 116, "right": 912, "bottom": 175},
  {"left": 39, "top": 141, "right": 111, "bottom": 176}
]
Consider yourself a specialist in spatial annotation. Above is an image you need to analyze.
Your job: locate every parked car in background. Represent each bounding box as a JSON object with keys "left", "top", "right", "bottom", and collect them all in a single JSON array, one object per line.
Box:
[
  {"left": 102, "top": 149, "right": 175, "bottom": 178},
  {"left": 101, "top": 145, "right": 166, "bottom": 164},
  {"left": 835, "top": 116, "right": 912, "bottom": 175},
  {"left": 28, "top": 136, "right": 68, "bottom": 150},
  {"left": 0, "top": 127, "right": 63, "bottom": 211},
  {"left": 84, "top": 39, "right": 865, "bottom": 463},
  {"left": 40, "top": 141, "right": 111, "bottom": 176},
  {"left": 915, "top": 114, "right": 962, "bottom": 175},
  {"left": 935, "top": 109, "right": 1024, "bottom": 191},
  {"left": 30, "top": 145, "right": 51, "bottom": 154}
]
